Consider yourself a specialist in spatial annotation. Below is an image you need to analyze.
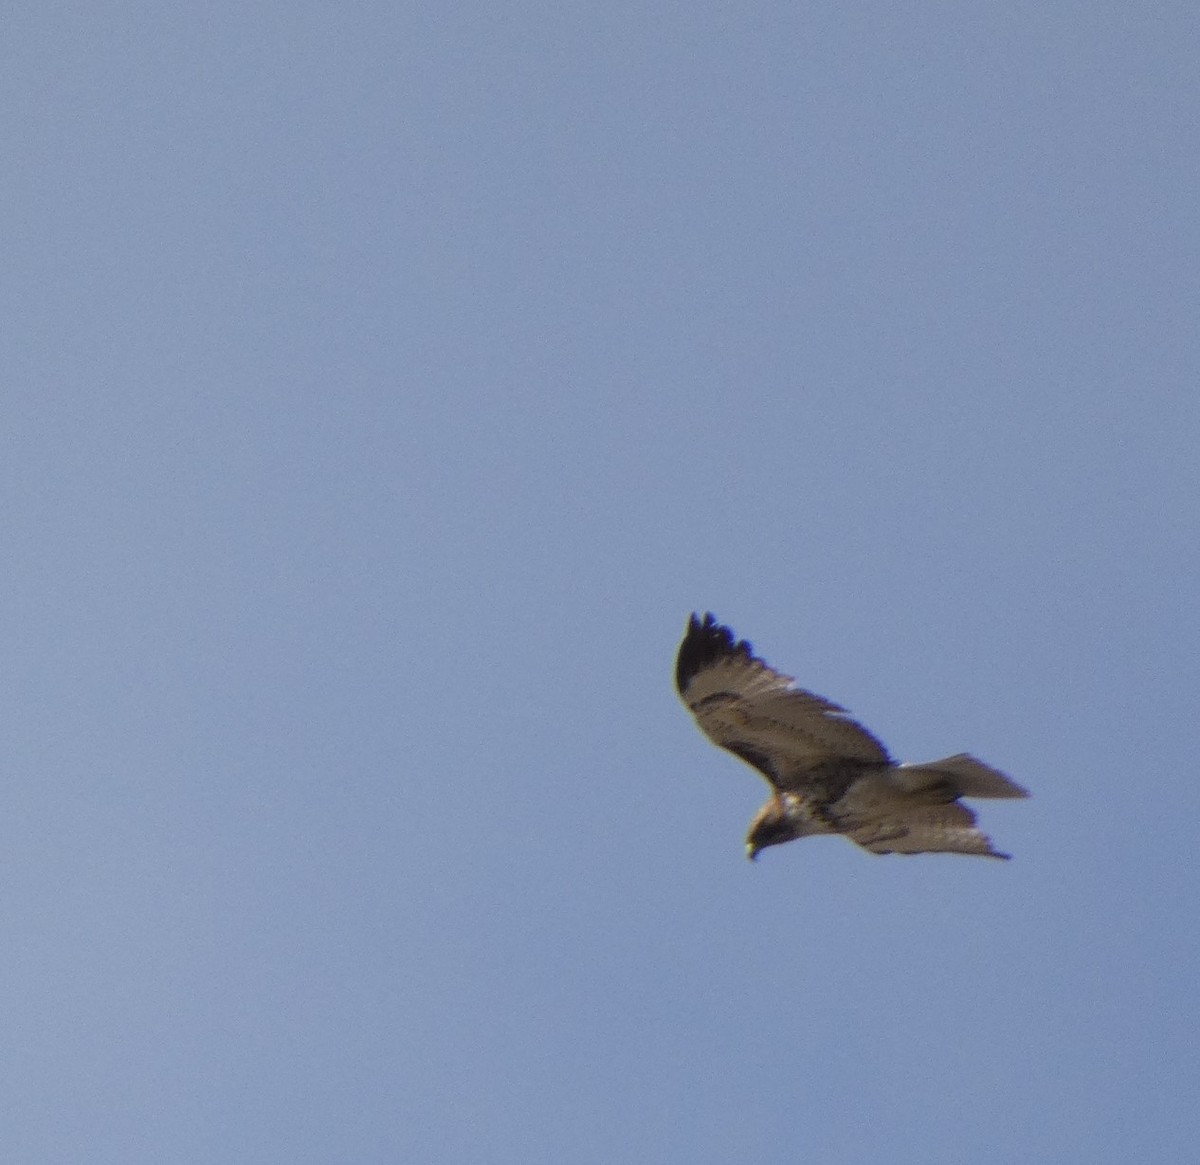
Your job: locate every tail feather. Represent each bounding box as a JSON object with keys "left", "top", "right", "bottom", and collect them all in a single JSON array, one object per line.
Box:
[{"left": 893, "top": 753, "right": 1029, "bottom": 800}]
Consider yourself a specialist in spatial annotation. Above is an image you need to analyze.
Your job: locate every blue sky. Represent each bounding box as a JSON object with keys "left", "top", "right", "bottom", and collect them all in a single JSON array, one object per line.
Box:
[{"left": 3, "top": 2, "right": 1198, "bottom": 1161}]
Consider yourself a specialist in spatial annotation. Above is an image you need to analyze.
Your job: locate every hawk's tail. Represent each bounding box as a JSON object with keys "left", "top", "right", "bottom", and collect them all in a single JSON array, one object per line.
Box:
[{"left": 892, "top": 753, "right": 1029, "bottom": 800}]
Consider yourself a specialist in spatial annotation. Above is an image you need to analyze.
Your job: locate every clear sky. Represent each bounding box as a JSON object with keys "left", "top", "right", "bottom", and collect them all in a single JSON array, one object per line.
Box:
[{"left": 3, "top": 2, "right": 1198, "bottom": 1162}]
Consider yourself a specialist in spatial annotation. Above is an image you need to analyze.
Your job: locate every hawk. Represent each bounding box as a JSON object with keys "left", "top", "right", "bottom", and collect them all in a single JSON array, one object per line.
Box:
[{"left": 675, "top": 613, "right": 1029, "bottom": 860}]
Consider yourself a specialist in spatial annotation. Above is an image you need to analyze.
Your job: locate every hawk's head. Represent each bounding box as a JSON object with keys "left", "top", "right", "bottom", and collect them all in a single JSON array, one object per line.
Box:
[{"left": 745, "top": 799, "right": 801, "bottom": 861}]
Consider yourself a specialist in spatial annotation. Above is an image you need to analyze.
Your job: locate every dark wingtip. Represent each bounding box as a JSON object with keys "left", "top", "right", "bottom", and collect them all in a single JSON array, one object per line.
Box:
[{"left": 674, "top": 612, "right": 754, "bottom": 694}]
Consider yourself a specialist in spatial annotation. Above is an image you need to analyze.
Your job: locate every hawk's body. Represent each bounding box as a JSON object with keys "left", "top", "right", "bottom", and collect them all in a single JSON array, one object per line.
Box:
[{"left": 675, "top": 614, "right": 1028, "bottom": 860}]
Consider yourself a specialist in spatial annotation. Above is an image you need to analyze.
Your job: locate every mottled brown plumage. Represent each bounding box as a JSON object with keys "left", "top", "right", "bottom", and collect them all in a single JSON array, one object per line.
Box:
[{"left": 675, "top": 613, "right": 1028, "bottom": 860}]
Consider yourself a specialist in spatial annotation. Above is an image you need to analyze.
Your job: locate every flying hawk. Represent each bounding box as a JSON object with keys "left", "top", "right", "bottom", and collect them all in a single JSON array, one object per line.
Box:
[{"left": 676, "top": 613, "right": 1028, "bottom": 860}]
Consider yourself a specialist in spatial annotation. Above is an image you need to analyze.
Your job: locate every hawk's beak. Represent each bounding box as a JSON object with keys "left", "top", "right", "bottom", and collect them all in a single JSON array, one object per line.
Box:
[{"left": 745, "top": 844, "right": 758, "bottom": 862}]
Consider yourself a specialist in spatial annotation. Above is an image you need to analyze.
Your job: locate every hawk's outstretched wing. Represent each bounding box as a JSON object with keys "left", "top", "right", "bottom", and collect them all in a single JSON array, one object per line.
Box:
[
  {"left": 846, "top": 800, "right": 1004, "bottom": 858},
  {"left": 675, "top": 612, "right": 890, "bottom": 790},
  {"left": 828, "top": 760, "right": 1025, "bottom": 858}
]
